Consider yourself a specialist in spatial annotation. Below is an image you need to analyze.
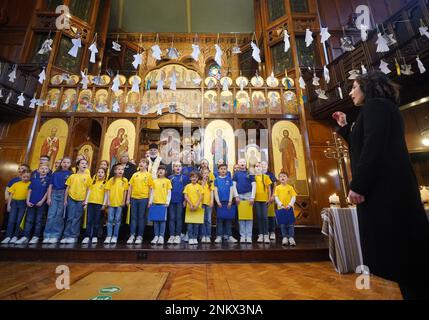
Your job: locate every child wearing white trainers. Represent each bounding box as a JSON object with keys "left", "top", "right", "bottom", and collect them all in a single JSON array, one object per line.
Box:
[
  {"left": 16, "top": 164, "right": 50, "bottom": 245},
  {"left": 148, "top": 165, "right": 172, "bottom": 245},
  {"left": 2, "top": 171, "right": 31, "bottom": 245},
  {"left": 253, "top": 162, "right": 272, "bottom": 244},
  {"left": 274, "top": 171, "right": 297, "bottom": 246},
  {"left": 82, "top": 168, "right": 107, "bottom": 245},
  {"left": 104, "top": 164, "right": 129, "bottom": 244},
  {"left": 262, "top": 161, "right": 277, "bottom": 241},
  {"left": 183, "top": 171, "right": 204, "bottom": 245},
  {"left": 200, "top": 168, "right": 214, "bottom": 243}
]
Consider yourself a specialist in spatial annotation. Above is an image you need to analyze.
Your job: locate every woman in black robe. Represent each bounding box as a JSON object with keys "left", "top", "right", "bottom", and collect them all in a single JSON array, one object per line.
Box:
[{"left": 333, "top": 71, "right": 429, "bottom": 300}]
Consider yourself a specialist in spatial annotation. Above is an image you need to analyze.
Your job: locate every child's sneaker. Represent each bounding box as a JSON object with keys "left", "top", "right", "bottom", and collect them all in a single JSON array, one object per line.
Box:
[
  {"left": 126, "top": 235, "right": 135, "bottom": 244},
  {"left": 66, "top": 238, "right": 77, "bottom": 244},
  {"left": 110, "top": 237, "right": 117, "bottom": 244},
  {"left": 151, "top": 236, "right": 159, "bottom": 244},
  {"left": 282, "top": 237, "right": 289, "bottom": 246},
  {"left": 246, "top": 237, "right": 252, "bottom": 244},
  {"left": 214, "top": 236, "right": 222, "bottom": 244},
  {"left": 269, "top": 232, "right": 276, "bottom": 240},
  {"left": 42, "top": 238, "right": 50, "bottom": 244},
  {"left": 104, "top": 237, "right": 112, "bottom": 244},
  {"left": 205, "top": 236, "right": 212, "bottom": 244},
  {"left": 193, "top": 238, "right": 198, "bottom": 245},
  {"left": 91, "top": 237, "right": 98, "bottom": 244},
  {"left": 257, "top": 234, "right": 263, "bottom": 243},
  {"left": 10, "top": 236, "right": 18, "bottom": 244},
  {"left": 167, "top": 236, "right": 175, "bottom": 244},
  {"left": 157, "top": 236, "right": 164, "bottom": 245},
  {"left": 264, "top": 235, "right": 270, "bottom": 244},
  {"left": 15, "top": 237, "right": 29, "bottom": 245},
  {"left": 29, "top": 236, "right": 39, "bottom": 244},
  {"left": 240, "top": 236, "right": 246, "bottom": 243},
  {"left": 81, "top": 237, "right": 90, "bottom": 244},
  {"left": 49, "top": 238, "right": 58, "bottom": 244},
  {"left": 135, "top": 236, "right": 143, "bottom": 244},
  {"left": 174, "top": 235, "right": 181, "bottom": 244},
  {"left": 228, "top": 236, "right": 238, "bottom": 243},
  {"left": 183, "top": 233, "right": 189, "bottom": 242},
  {"left": 60, "top": 238, "right": 68, "bottom": 244},
  {"left": 1, "top": 237, "right": 11, "bottom": 244},
  {"left": 189, "top": 238, "right": 194, "bottom": 245},
  {"left": 289, "top": 237, "right": 296, "bottom": 246}
]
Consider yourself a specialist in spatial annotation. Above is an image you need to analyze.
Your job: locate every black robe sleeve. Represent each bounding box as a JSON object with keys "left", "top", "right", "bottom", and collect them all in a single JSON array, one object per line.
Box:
[
  {"left": 337, "top": 123, "right": 351, "bottom": 143},
  {"left": 350, "top": 99, "right": 392, "bottom": 195}
]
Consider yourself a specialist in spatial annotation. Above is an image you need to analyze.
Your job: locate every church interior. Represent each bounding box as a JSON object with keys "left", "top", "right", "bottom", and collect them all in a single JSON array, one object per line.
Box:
[{"left": 0, "top": 0, "right": 428, "bottom": 301}]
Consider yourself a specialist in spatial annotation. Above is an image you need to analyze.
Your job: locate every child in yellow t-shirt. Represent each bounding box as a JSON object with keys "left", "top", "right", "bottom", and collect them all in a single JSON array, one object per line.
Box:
[
  {"left": 200, "top": 168, "right": 214, "bottom": 243},
  {"left": 274, "top": 171, "right": 297, "bottom": 246},
  {"left": 82, "top": 167, "right": 107, "bottom": 245},
  {"left": 148, "top": 165, "right": 172, "bottom": 245},
  {"left": 183, "top": 171, "right": 204, "bottom": 245},
  {"left": 126, "top": 158, "right": 153, "bottom": 245},
  {"left": 2, "top": 171, "right": 31, "bottom": 244},
  {"left": 253, "top": 162, "right": 272, "bottom": 244},
  {"left": 62, "top": 159, "right": 92, "bottom": 244},
  {"left": 104, "top": 164, "right": 129, "bottom": 244}
]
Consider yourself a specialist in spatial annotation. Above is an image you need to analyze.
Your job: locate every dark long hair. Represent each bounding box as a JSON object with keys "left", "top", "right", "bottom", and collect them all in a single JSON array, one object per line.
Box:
[{"left": 355, "top": 71, "right": 400, "bottom": 104}]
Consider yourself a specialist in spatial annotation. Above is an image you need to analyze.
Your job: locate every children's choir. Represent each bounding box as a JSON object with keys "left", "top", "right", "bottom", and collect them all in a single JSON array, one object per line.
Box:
[{"left": 2, "top": 153, "right": 298, "bottom": 247}]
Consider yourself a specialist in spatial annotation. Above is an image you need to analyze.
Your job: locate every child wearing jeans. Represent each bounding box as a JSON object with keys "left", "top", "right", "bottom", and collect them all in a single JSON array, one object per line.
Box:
[
  {"left": 183, "top": 171, "right": 204, "bottom": 245},
  {"left": 200, "top": 168, "right": 214, "bottom": 243},
  {"left": 2, "top": 171, "right": 31, "bottom": 244},
  {"left": 149, "top": 165, "right": 172, "bottom": 245},
  {"left": 274, "top": 171, "right": 297, "bottom": 246},
  {"left": 82, "top": 167, "right": 107, "bottom": 244},
  {"left": 126, "top": 158, "right": 153, "bottom": 245},
  {"left": 104, "top": 164, "right": 129, "bottom": 244},
  {"left": 43, "top": 157, "right": 73, "bottom": 244},
  {"left": 168, "top": 162, "right": 189, "bottom": 244},
  {"left": 233, "top": 159, "right": 256, "bottom": 244},
  {"left": 16, "top": 164, "right": 50, "bottom": 245},
  {"left": 262, "top": 161, "right": 277, "bottom": 240},
  {"left": 253, "top": 162, "right": 272, "bottom": 244},
  {"left": 214, "top": 164, "right": 236, "bottom": 243},
  {"left": 62, "top": 159, "right": 92, "bottom": 244}
]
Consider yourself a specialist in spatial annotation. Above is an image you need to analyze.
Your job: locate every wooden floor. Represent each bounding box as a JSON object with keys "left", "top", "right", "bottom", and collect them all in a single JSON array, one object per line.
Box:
[{"left": 0, "top": 262, "right": 402, "bottom": 300}]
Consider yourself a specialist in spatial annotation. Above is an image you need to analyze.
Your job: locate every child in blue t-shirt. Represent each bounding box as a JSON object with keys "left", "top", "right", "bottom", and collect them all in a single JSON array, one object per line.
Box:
[
  {"left": 43, "top": 157, "right": 73, "bottom": 244},
  {"left": 15, "top": 164, "right": 51, "bottom": 245},
  {"left": 214, "top": 164, "right": 236, "bottom": 243},
  {"left": 262, "top": 161, "right": 278, "bottom": 240},
  {"left": 168, "top": 162, "right": 190, "bottom": 244}
]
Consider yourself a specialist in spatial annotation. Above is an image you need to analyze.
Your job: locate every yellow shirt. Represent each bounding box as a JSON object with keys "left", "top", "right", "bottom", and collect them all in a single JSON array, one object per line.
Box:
[
  {"left": 209, "top": 172, "right": 215, "bottom": 181},
  {"left": 72, "top": 167, "right": 91, "bottom": 175},
  {"left": 201, "top": 182, "right": 214, "bottom": 206},
  {"left": 66, "top": 173, "right": 92, "bottom": 201},
  {"left": 274, "top": 184, "right": 297, "bottom": 208},
  {"left": 152, "top": 178, "right": 172, "bottom": 205},
  {"left": 183, "top": 183, "right": 204, "bottom": 208},
  {"left": 129, "top": 171, "right": 153, "bottom": 199},
  {"left": 8, "top": 181, "right": 31, "bottom": 201},
  {"left": 105, "top": 177, "right": 129, "bottom": 207},
  {"left": 88, "top": 180, "right": 106, "bottom": 205},
  {"left": 255, "top": 174, "right": 272, "bottom": 202}
]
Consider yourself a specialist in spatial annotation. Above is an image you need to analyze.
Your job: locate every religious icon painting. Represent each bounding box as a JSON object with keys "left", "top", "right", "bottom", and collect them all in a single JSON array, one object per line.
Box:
[
  {"left": 110, "top": 89, "right": 124, "bottom": 113},
  {"left": 44, "top": 88, "right": 61, "bottom": 111},
  {"left": 66, "top": 75, "right": 80, "bottom": 86},
  {"left": 251, "top": 91, "right": 267, "bottom": 113},
  {"left": 119, "top": 75, "right": 127, "bottom": 86},
  {"left": 235, "top": 76, "right": 249, "bottom": 90},
  {"left": 204, "top": 76, "right": 218, "bottom": 89},
  {"left": 100, "top": 75, "right": 111, "bottom": 86},
  {"left": 251, "top": 75, "right": 264, "bottom": 87},
  {"left": 102, "top": 119, "right": 136, "bottom": 167},
  {"left": 220, "top": 91, "right": 233, "bottom": 113},
  {"left": 60, "top": 89, "right": 77, "bottom": 112},
  {"left": 281, "top": 76, "right": 295, "bottom": 89},
  {"left": 77, "top": 144, "right": 94, "bottom": 169},
  {"left": 267, "top": 91, "right": 282, "bottom": 114},
  {"left": 77, "top": 89, "right": 93, "bottom": 112},
  {"left": 125, "top": 91, "right": 140, "bottom": 113},
  {"left": 266, "top": 74, "right": 279, "bottom": 87},
  {"left": 128, "top": 75, "right": 142, "bottom": 86},
  {"left": 50, "top": 75, "right": 63, "bottom": 86},
  {"left": 236, "top": 90, "right": 250, "bottom": 114},
  {"left": 95, "top": 89, "right": 109, "bottom": 112},
  {"left": 204, "top": 90, "right": 218, "bottom": 114},
  {"left": 283, "top": 91, "right": 299, "bottom": 115}
]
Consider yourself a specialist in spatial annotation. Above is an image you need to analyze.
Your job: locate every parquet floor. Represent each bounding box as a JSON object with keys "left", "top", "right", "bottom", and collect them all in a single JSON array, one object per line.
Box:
[{"left": 0, "top": 262, "right": 402, "bottom": 300}]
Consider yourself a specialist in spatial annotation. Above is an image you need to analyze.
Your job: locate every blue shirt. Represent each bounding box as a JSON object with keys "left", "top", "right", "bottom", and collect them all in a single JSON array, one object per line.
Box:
[
  {"left": 7, "top": 177, "right": 21, "bottom": 188},
  {"left": 29, "top": 175, "right": 50, "bottom": 204},
  {"left": 214, "top": 175, "right": 233, "bottom": 202},
  {"left": 50, "top": 170, "right": 72, "bottom": 191},
  {"left": 169, "top": 174, "right": 190, "bottom": 203},
  {"left": 31, "top": 169, "right": 52, "bottom": 180},
  {"left": 233, "top": 170, "right": 255, "bottom": 195},
  {"left": 182, "top": 165, "right": 195, "bottom": 177}
]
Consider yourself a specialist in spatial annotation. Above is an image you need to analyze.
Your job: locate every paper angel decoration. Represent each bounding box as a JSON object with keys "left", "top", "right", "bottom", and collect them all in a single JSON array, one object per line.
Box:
[
  {"left": 29, "top": 95, "right": 38, "bottom": 109},
  {"left": 80, "top": 71, "right": 89, "bottom": 89},
  {"left": 299, "top": 76, "right": 306, "bottom": 89},
  {"left": 305, "top": 29, "right": 313, "bottom": 47},
  {"left": 312, "top": 73, "right": 320, "bottom": 86},
  {"left": 361, "top": 64, "right": 368, "bottom": 75},
  {"left": 222, "top": 78, "right": 229, "bottom": 92},
  {"left": 89, "top": 41, "right": 98, "bottom": 63},
  {"left": 239, "top": 79, "right": 246, "bottom": 91},
  {"left": 112, "top": 101, "right": 120, "bottom": 112},
  {"left": 38, "top": 68, "right": 46, "bottom": 85},
  {"left": 37, "top": 98, "right": 45, "bottom": 107},
  {"left": 111, "top": 74, "right": 121, "bottom": 93},
  {"left": 359, "top": 24, "right": 369, "bottom": 42},
  {"left": 93, "top": 75, "right": 102, "bottom": 86},
  {"left": 131, "top": 76, "right": 141, "bottom": 93},
  {"left": 8, "top": 65, "right": 17, "bottom": 83},
  {"left": 167, "top": 47, "right": 180, "bottom": 60},
  {"left": 151, "top": 44, "right": 162, "bottom": 61},
  {"left": 191, "top": 44, "right": 200, "bottom": 61},
  {"left": 379, "top": 60, "right": 391, "bottom": 74},
  {"left": 214, "top": 44, "right": 223, "bottom": 67},
  {"left": 284, "top": 29, "right": 290, "bottom": 52},
  {"left": 38, "top": 38, "right": 53, "bottom": 55},
  {"left": 340, "top": 36, "right": 355, "bottom": 52},
  {"left": 348, "top": 69, "right": 361, "bottom": 80},
  {"left": 17, "top": 93, "right": 25, "bottom": 106},
  {"left": 320, "top": 27, "right": 331, "bottom": 44},
  {"left": 384, "top": 33, "right": 397, "bottom": 47},
  {"left": 157, "top": 103, "right": 163, "bottom": 115},
  {"left": 376, "top": 33, "right": 390, "bottom": 53},
  {"left": 419, "top": 26, "right": 429, "bottom": 40},
  {"left": 157, "top": 79, "right": 164, "bottom": 93},
  {"left": 323, "top": 65, "right": 330, "bottom": 84},
  {"left": 401, "top": 64, "right": 414, "bottom": 76},
  {"left": 169, "top": 72, "right": 177, "bottom": 91},
  {"left": 316, "top": 89, "right": 328, "bottom": 100},
  {"left": 417, "top": 57, "right": 426, "bottom": 74},
  {"left": 132, "top": 53, "right": 142, "bottom": 69},
  {"left": 112, "top": 41, "right": 121, "bottom": 52},
  {"left": 68, "top": 37, "right": 82, "bottom": 58}
]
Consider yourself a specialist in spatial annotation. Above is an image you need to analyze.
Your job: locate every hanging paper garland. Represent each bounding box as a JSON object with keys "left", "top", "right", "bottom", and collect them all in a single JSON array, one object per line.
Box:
[
  {"left": 417, "top": 56, "right": 426, "bottom": 74},
  {"left": 131, "top": 76, "right": 141, "bottom": 93},
  {"left": 320, "top": 27, "right": 331, "bottom": 44},
  {"left": 80, "top": 70, "right": 89, "bottom": 89},
  {"left": 111, "top": 73, "right": 121, "bottom": 93},
  {"left": 29, "top": 95, "right": 38, "bottom": 109},
  {"left": 132, "top": 53, "right": 142, "bottom": 70},
  {"left": 323, "top": 65, "right": 330, "bottom": 84},
  {"left": 88, "top": 34, "right": 98, "bottom": 63},
  {"left": 151, "top": 34, "right": 162, "bottom": 61},
  {"left": 38, "top": 68, "right": 46, "bottom": 84},
  {"left": 376, "top": 32, "right": 389, "bottom": 53},
  {"left": 379, "top": 60, "right": 391, "bottom": 74},
  {"left": 8, "top": 65, "right": 17, "bottom": 83},
  {"left": 251, "top": 41, "right": 261, "bottom": 63},
  {"left": 305, "top": 29, "right": 313, "bottom": 47},
  {"left": 191, "top": 44, "right": 200, "bottom": 61},
  {"left": 17, "top": 93, "right": 25, "bottom": 106},
  {"left": 361, "top": 63, "right": 368, "bottom": 75},
  {"left": 359, "top": 24, "right": 369, "bottom": 42},
  {"left": 299, "top": 76, "right": 306, "bottom": 89},
  {"left": 214, "top": 44, "right": 223, "bottom": 67},
  {"left": 284, "top": 29, "right": 290, "bottom": 52},
  {"left": 38, "top": 37, "right": 53, "bottom": 55},
  {"left": 68, "top": 36, "right": 82, "bottom": 58}
]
